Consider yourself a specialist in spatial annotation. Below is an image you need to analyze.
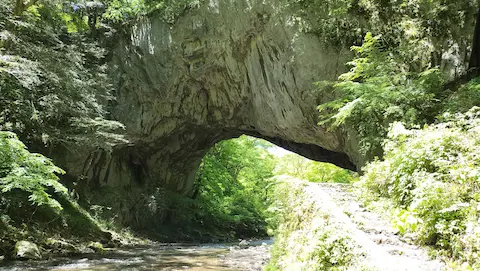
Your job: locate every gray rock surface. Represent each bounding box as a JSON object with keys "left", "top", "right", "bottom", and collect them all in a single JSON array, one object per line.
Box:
[
  {"left": 61, "top": 0, "right": 362, "bottom": 229},
  {"left": 238, "top": 240, "right": 250, "bottom": 247},
  {"left": 14, "top": 241, "right": 41, "bottom": 260}
]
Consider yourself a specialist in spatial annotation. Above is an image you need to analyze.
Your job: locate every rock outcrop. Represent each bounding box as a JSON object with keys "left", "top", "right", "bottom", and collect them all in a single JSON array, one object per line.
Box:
[
  {"left": 14, "top": 241, "right": 41, "bottom": 260},
  {"left": 64, "top": 0, "right": 361, "bottom": 229}
]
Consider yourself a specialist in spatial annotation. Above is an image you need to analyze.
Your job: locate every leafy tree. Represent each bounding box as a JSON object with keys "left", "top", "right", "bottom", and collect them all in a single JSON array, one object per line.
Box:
[
  {"left": 102, "top": 0, "right": 196, "bottom": 23},
  {"left": 0, "top": 0, "right": 126, "bottom": 150},
  {"left": 287, "top": 0, "right": 477, "bottom": 75},
  {"left": 317, "top": 32, "right": 444, "bottom": 159},
  {"left": 190, "top": 136, "right": 277, "bottom": 238},
  {"left": 0, "top": 132, "right": 110, "bottom": 258},
  {"left": 275, "top": 153, "right": 355, "bottom": 183}
]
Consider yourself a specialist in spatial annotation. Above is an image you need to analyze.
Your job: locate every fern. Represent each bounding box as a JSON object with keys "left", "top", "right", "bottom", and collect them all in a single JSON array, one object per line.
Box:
[
  {"left": 0, "top": 131, "right": 67, "bottom": 211},
  {"left": 316, "top": 33, "right": 444, "bottom": 158}
]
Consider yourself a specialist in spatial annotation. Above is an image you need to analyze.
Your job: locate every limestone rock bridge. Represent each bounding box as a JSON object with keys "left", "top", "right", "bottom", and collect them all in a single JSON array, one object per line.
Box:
[{"left": 65, "top": 0, "right": 362, "bottom": 228}]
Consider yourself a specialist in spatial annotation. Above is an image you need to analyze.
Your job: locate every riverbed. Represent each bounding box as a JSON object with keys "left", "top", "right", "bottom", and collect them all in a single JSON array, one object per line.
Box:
[{"left": 0, "top": 240, "right": 272, "bottom": 271}]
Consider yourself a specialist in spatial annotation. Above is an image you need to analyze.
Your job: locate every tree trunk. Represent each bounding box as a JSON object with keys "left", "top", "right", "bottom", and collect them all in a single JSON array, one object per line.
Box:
[
  {"left": 469, "top": 6, "right": 480, "bottom": 73},
  {"left": 14, "top": 0, "right": 25, "bottom": 16},
  {"left": 443, "top": 6, "right": 480, "bottom": 91}
]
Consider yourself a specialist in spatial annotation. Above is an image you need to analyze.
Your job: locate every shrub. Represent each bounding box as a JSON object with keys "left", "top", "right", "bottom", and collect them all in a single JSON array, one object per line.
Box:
[
  {"left": 358, "top": 108, "right": 480, "bottom": 268},
  {"left": 0, "top": 131, "right": 66, "bottom": 210},
  {"left": 266, "top": 177, "right": 366, "bottom": 271}
]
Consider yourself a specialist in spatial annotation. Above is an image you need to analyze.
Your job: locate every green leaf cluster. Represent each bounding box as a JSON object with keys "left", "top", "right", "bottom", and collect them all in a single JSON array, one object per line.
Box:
[
  {"left": 0, "top": 0, "right": 126, "bottom": 149},
  {"left": 103, "top": 0, "right": 197, "bottom": 23},
  {"left": 0, "top": 131, "right": 66, "bottom": 211},
  {"left": 275, "top": 153, "right": 356, "bottom": 183},
  {"left": 286, "top": 0, "right": 476, "bottom": 67},
  {"left": 193, "top": 136, "right": 277, "bottom": 238},
  {"left": 358, "top": 108, "right": 480, "bottom": 268},
  {"left": 317, "top": 32, "right": 444, "bottom": 158}
]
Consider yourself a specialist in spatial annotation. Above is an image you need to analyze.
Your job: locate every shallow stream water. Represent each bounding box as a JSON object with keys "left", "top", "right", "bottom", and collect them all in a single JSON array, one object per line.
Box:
[{"left": 0, "top": 240, "right": 272, "bottom": 271}]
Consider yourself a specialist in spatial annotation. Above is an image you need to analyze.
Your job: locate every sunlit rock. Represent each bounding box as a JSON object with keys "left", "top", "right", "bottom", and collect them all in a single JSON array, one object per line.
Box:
[
  {"left": 61, "top": 0, "right": 361, "bottom": 230},
  {"left": 14, "top": 241, "right": 41, "bottom": 260}
]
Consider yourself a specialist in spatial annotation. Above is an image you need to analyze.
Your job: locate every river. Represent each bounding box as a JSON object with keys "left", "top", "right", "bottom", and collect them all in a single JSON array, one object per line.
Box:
[{"left": 0, "top": 240, "right": 272, "bottom": 271}]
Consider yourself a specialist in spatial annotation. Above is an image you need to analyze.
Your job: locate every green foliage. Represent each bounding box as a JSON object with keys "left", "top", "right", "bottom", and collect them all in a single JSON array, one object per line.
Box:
[
  {"left": 287, "top": 0, "right": 476, "bottom": 70},
  {"left": 0, "top": 0, "right": 126, "bottom": 149},
  {"left": 191, "top": 136, "right": 277, "bottom": 238},
  {"left": 360, "top": 0, "right": 477, "bottom": 65},
  {"left": 0, "top": 131, "right": 66, "bottom": 210},
  {"left": 317, "top": 32, "right": 444, "bottom": 158},
  {"left": 358, "top": 109, "right": 480, "bottom": 268},
  {"left": 275, "top": 153, "right": 356, "bottom": 183},
  {"left": 284, "top": 0, "right": 366, "bottom": 49},
  {"left": 103, "top": 0, "right": 147, "bottom": 22},
  {"left": 103, "top": 0, "right": 197, "bottom": 23},
  {"left": 444, "top": 78, "right": 480, "bottom": 114},
  {"left": 0, "top": 131, "right": 113, "bottom": 257},
  {"left": 266, "top": 177, "right": 366, "bottom": 271},
  {"left": 148, "top": 136, "right": 278, "bottom": 240}
]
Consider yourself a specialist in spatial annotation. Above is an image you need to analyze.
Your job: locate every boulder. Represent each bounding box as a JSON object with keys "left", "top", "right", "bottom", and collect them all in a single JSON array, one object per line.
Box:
[
  {"left": 88, "top": 241, "right": 105, "bottom": 253},
  {"left": 14, "top": 240, "right": 41, "bottom": 260},
  {"left": 239, "top": 240, "right": 250, "bottom": 247},
  {"left": 45, "top": 238, "right": 79, "bottom": 254}
]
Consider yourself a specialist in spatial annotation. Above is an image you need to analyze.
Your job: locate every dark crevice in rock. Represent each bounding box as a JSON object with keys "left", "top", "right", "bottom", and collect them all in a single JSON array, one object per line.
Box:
[{"left": 247, "top": 133, "right": 357, "bottom": 171}]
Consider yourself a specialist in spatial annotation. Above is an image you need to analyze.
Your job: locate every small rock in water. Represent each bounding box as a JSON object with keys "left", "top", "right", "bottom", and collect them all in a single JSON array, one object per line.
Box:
[
  {"left": 88, "top": 241, "right": 105, "bottom": 253},
  {"left": 14, "top": 240, "right": 42, "bottom": 260},
  {"left": 238, "top": 240, "right": 250, "bottom": 247},
  {"left": 0, "top": 255, "right": 4, "bottom": 261}
]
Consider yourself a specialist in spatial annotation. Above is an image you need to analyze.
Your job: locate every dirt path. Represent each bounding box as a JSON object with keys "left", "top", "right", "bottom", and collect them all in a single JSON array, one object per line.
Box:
[{"left": 312, "top": 182, "right": 445, "bottom": 271}]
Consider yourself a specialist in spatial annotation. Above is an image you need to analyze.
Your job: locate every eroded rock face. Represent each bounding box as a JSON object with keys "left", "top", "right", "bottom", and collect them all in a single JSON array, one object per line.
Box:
[{"left": 66, "top": 0, "right": 361, "bottom": 229}]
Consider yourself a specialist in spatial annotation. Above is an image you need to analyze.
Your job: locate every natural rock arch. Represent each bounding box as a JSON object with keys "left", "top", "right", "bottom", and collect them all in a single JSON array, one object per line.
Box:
[{"left": 64, "top": 0, "right": 362, "bottom": 228}]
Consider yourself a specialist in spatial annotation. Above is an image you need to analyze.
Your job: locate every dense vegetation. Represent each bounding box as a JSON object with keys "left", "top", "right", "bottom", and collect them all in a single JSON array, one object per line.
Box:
[
  {"left": 275, "top": 153, "right": 356, "bottom": 183},
  {"left": 307, "top": 0, "right": 480, "bottom": 269},
  {"left": 154, "top": 136, "right": 277, "bottom": 241},
  {"left": 265, "top": 0, "right": 480, "bottom": 269},
  {"left": 0, "top": 0, "right": 126, "bottom": 150},
  {"left": 157, "top": 136, "right": 355, "bottom": 241},
  {"left": 2, "top": 0, "right": 480, "bottom": 269},
  {"left": 0, "top": 131, "right": 109, "bottom": 258},
  {"left": 266, "top": 177, "right": 373, "bottom": 271},
  {"left": 358, "top": 111, "right": 480, "bottom": 270}
]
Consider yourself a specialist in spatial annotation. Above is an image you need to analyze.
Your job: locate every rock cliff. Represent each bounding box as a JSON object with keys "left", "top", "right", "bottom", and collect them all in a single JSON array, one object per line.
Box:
[{"left": 66, "top": 0, "right": 361, "bottom": 228}]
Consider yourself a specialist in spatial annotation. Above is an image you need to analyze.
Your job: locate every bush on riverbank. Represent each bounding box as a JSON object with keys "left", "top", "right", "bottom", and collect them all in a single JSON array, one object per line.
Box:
[
  {"left": 0, "top": 131, "right": 111, "bottom": 259},
  {"left": 265, "top": 177, "right": 370, "bottom": 271},
  {"left": 358, "top": 108, "right": 480, "bottom": 270}
]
